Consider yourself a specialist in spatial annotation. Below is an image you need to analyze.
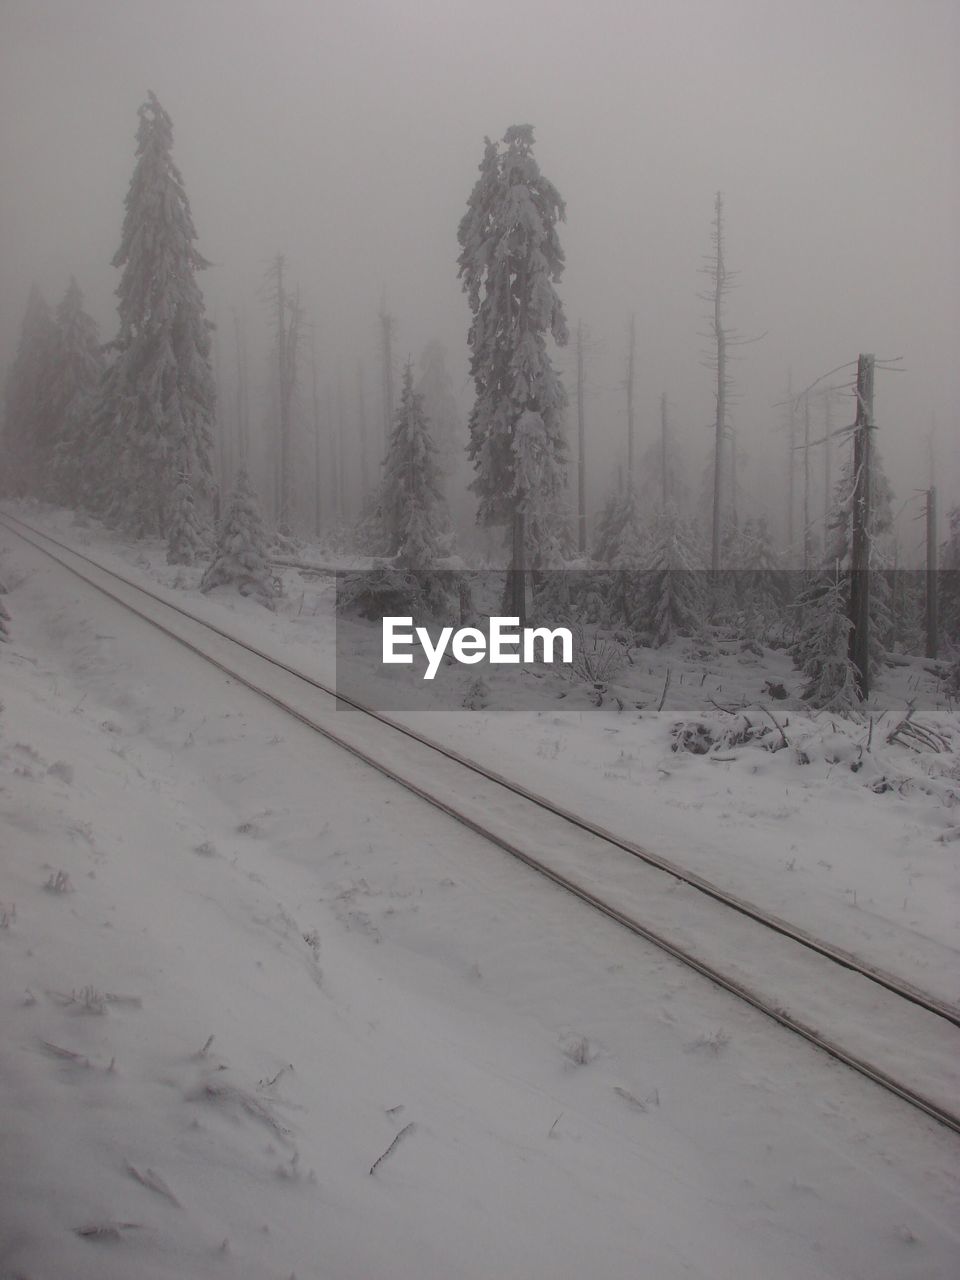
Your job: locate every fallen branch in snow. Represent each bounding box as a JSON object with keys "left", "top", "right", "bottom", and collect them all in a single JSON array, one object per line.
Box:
[
  {"left": 258, "top": 1064, "right": 292, "bottom": 1091},
  {"left": 707, "top": 697, "right": 740, "bottom": 715},
  {"left": 886, "top": 712, "right": 950, "bottom": 754},
  {"left": 195, "top": 1080, "right": 293, "bottom": 1143},
  {"left": 369, "top": 1122, "right": 415, "bottom": 1175},
  {"left": 757, "top": 703, "right": 789, "bottom": 750},
  {"left": 613, "top": 1086, "right": 648, "bottom": 1111},
  {"left": 194, "top": 1034, "right": 215, "bottom": 1059},
  {"left": 74, "top": 1220, "right": 142, "bottom": 1241},
  {"left": 656, "top": 667, "right": 671, "bottom": 713},
  {"left": 37, "top": 1038, "right": 90, "bottom": 1066},
  {"left": 124, "top": 1162, "right": 181, "bottom": 1207}
]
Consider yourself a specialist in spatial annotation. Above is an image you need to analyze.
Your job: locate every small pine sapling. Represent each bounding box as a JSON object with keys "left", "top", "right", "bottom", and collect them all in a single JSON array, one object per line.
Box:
[{"left": 201, "top": 469, "right": 274, "bottom": 605}]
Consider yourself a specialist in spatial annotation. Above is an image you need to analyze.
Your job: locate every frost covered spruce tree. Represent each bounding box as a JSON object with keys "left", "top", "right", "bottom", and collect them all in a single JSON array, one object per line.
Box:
[
  {"left": 200, "top": 469, "right": 274, "bottom": 605},
  {"left": 342, "top": 363, "right": 456, "bottom": 619},
  {"left": 378, "top": 363, "right": 449, "bottom": 563},
  {"left": 1, "top": 285, "right": 56, "bottom": 498},
  {"left": 48, "top": 279, "right": 105, "bottom": 508},
  {"left": 166, "top": 446, "right": 210, "bottom": 565},
  {"left": 458, "top": 125, "right": 568, "bottom": 625},
  {"left": 792, "top": 568, "right": 860, "bottom": 713},
  {"left": 91, "top": 92, "right": 215, "bottom": 544},
  {"left": 640, "top": 502, "right": 707, "bottom": 647}
]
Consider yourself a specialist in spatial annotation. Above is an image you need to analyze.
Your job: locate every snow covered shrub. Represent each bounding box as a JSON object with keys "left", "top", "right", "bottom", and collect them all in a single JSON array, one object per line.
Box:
[
  {"left": 670, "top": 721, "right": 715, "bottom": 754},
  {"left": 337, "top": 565, "right": 452, "bottom": 622},
  {"left": 200, "top": 469, "right": 275, "bottom": 606},
  {"left": 792, "top": 571, "right": 861, "bottom": 715},
  {"left": 569, "top": 624, "right": 629, "bottom": 686}
]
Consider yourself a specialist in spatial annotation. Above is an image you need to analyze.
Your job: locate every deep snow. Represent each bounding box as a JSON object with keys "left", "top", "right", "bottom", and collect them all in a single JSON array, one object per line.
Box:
[{"left": 1, "top": 509, "right": 959, "bottom": 1278}]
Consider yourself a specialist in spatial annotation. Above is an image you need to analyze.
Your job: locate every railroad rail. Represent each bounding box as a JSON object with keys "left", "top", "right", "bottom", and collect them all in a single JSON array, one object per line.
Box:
[{"left": 2, "top": 508, "right": 959, "bottom": 1136}]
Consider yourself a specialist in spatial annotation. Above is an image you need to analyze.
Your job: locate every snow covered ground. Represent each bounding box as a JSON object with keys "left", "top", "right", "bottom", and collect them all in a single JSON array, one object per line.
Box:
[{"left": 2, "top": 507, "right": 959, "bottom": 1277}]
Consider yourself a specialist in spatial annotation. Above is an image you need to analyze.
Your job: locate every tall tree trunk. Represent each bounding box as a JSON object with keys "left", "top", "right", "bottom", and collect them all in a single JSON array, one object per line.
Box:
[
  {"left": 802, "top": 394, "right": 812, "bottom": 570},
  {"left": 379, "top": 308, "right": 394, "bottom": 452},
  {"left": 312, "top": 337, "right": 322, "bottom": 538},
  {"left": 660, "top": 392, "right": 669, "bottom": 510},
  {"left": 926, "top": 485, "right": 938, "bottom": 659},
  {"left": 822, "top": 391, "right": 832, "bottom": 548},
  {"left": 848, "top": 353, "right": 875, "bottom": 699},
  {"left": 275, "top": 254, "right": 287, "bottom": 526},
  {"left": 626, "top": 312, "right": 636, "bottom": 486},
  {"left": 576, "top": 320, "right": 586, "bottom": 554},
  {"left": 710, "top": 193, "right": 726, "bottom": 575}
]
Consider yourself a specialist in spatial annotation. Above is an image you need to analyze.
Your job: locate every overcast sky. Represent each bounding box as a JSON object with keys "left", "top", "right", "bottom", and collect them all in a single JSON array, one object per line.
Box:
[{"left": 1, "top": 0, "right": 957, "bottom": 531}]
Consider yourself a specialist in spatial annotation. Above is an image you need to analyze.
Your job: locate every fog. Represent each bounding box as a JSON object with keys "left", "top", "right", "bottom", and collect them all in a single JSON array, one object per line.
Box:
[{"left": 2, "top": 0, "right": 957, "bottom": 553}]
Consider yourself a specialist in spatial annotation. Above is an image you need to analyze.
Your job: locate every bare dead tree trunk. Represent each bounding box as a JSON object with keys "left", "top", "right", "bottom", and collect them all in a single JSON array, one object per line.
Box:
[
  {"left": 232, "top": 306, "right": 250, "bottom": 471},
  {"left": 336, "top": 368, "right": 346, "bottom": 527},
  {"left": 822, "top": 390, "right": 832, "bottom": 548},
  {"left": 729, "top": 425, "right": 738, "bottom": 536},
  {"left": 212, "top": 311, "right": 226, "bottom": 509},
  {"left": 312, "top": 336, "right": 322, "bottom": 538},
  {"left": 926, "top": 485, "right": 938, "bottom": 659},
  {"left": 626, "top": 312, "right": 636, "bottom": 487},
  {"left": 784, "top": 369, "right": 795, "bottom": 559},
  {"left": 275, "top": 255, "right": 287, "bottom": 525},
  {"left": 660, "top": 391, "right": 669, "bottom": 510},
  {"left": 576, "top": 320, "right": 586, "bottom": 554},
  {"left": 504, "top": 509, "right": 528, "bottom": 624},
  {"left": 379, "top": 307, "right": 395, "bottom": 453},
  {"left": 802, "top": 394, "right": 812, "bottom": 571},
  {"left": 710, "top": 192, "right": 727, "bottom": 574},
  {"left": 357, "top": 360, "right": 369, "bottom": 509},
  {"left": 848, "top": 353, "right": 875, "bottom": 699}
]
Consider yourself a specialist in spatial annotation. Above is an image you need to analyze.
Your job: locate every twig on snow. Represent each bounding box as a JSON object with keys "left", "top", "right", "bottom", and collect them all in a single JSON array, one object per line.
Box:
[{"left": 369, "top": 1122, "right": 415, "bottom": 1175}]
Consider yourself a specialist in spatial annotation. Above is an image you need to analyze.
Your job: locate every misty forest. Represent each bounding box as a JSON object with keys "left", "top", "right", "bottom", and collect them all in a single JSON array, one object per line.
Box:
[
  {"left": 3, "top": 88, "right": 959, "bottom": 710},
  {"left": 1, "top": 4, "right": 958, "bottom": 1278}
]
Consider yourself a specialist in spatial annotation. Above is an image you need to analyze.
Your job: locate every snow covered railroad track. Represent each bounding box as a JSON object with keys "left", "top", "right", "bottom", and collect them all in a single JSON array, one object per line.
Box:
[{"left": 3, "top": 509, "right": 960, "bottom": 1138}]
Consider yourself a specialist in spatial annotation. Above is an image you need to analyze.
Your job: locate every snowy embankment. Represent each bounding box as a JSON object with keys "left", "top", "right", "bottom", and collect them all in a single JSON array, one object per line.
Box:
[
  {"left": 16, "top": 503, "right": 960, "bottom": 1005},
  {"left": 2, "top": 515, "right": 960, "bottom": 1278}
]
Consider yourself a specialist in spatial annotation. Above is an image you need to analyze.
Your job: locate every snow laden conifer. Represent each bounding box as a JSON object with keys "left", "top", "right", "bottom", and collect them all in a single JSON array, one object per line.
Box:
[
  {"left": 342, "top": 364, "right": 456, "bottom": 620},
  {"left": 91, "top": 92, "right": 215, "bottom": 538},
  {"left": 167, "top": 446, "right": 210, "bottom": 565},
  {"left": 593, "top": 479, "right": 632, "bottom": 567},
  {"left": 729, "top": 515, "right": 787, "bottom": 643},
  {"left": 379, "top": 363, "right": 450, "bottom": 565},
  {"left": 792, "top": 568, "right": 860, "bottom": 713},
  {"left": 639, "top": 502, "right": 706, "bottom": 646},
  {"left": 200, "top": 469, "right": 274, "bottom": 605},
  {"left": 1, "top": 286, "right": 56, "bottom": 498},
  {"left": 48, "top": 279, "right": 105, "bottom": 508},
  {"left": 458, "top": 125, "right": 568, "bottom": 623}
]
